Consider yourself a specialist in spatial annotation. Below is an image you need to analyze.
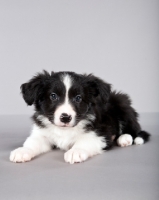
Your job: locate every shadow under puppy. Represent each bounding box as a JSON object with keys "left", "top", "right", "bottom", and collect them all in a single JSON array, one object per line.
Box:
[{"left": 10, "top": 71, "right": 150, "bottom": 164}]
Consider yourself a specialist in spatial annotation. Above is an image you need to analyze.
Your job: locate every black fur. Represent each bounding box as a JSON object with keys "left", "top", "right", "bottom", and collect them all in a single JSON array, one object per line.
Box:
[{"left": 21, "top": 70, "right": 150, "bottom": 149}]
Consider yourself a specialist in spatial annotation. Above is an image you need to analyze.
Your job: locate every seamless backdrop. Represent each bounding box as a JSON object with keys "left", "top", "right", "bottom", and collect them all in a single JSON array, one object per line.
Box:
[
  {"left": 0, "top": 2, "right": 159, "bottom": 200},
  {"left": 0, "top": 0, "right": 159, "bottom": 115}
]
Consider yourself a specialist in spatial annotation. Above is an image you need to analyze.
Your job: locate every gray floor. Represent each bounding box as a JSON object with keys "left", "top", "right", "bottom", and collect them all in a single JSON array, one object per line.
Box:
[{"left": 0, "top": 114, "right": 159, "bottom": 200}]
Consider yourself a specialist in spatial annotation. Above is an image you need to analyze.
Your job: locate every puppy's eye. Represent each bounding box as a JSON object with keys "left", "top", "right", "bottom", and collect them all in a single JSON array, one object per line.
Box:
[
  {"left": 74, "top": 95, "right": 82, "bottom": 103},
  {"left": 50, "top": 93, "right": 58, "bottom": 101}
]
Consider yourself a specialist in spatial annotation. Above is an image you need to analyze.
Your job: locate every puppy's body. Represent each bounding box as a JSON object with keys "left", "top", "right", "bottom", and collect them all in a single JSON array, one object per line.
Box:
[{"left": 10, "top": 71, "right": 150, "bottom": 164}]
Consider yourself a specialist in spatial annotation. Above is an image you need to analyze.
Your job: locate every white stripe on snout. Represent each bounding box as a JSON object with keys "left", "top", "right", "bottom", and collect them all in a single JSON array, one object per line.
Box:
[{"left": 54, "top": 74, "right": 76, "bottom": 126}]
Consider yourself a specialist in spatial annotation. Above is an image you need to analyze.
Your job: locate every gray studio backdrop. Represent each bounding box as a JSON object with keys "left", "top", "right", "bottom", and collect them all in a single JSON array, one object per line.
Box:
[{"left": 0, "top": 0, "right": 158, "bottom": 115}]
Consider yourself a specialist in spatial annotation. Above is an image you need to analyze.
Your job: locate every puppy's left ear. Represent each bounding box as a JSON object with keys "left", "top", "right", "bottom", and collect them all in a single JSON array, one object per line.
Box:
[{"left": 84, "top": 74, "right": 111, "bottom": 103}]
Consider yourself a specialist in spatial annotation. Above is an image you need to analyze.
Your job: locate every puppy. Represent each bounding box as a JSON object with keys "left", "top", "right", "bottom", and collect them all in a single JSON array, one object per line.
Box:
[{"left": 10, "top": 71, "right": 150, "bottom": 164}]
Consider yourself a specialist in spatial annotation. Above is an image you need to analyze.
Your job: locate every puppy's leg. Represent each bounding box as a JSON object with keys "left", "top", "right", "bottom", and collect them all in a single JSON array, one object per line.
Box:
[
  {"left": 117, "top": 131, "right": 150, "bottom": 147},
  {"left": 10, "top": 129, "right": 51, "bottom": 163},
  {"left": 117, "top": 106, "right": 150, "bottom": 146},
  {"left": 64, "top": 132, "right": 106, "bottom": 164}
]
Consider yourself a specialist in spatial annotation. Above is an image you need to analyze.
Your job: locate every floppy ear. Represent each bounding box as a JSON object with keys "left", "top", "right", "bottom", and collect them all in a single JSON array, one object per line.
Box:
[
  {"left": 84, "top": 74, "right": 111, "bottom": 103},
  {"left": 20, "top": 70, "right": 51, "bottom": 106}
]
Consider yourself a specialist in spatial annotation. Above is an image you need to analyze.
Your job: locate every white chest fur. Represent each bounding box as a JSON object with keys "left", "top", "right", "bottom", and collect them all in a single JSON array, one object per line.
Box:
[{"left": 31, "top": 119, "right": 88, "bottom": 151}]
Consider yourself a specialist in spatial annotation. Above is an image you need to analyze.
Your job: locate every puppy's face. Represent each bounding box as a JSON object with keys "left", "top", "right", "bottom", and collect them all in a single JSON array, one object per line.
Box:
[
  {"left": 21, "top": 71, "right": 111, "bottom": 127},
  {"left": 42, "top": 73, "right": 90, "bottom": 127}
]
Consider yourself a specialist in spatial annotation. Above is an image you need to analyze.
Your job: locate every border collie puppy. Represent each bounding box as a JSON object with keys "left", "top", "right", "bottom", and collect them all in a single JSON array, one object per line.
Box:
[{"left": 10, "top": 71, "right": 150, "bottom": 164}]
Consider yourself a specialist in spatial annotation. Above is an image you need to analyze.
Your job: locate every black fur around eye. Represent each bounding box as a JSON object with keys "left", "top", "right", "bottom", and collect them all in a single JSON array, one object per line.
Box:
[
  {"left": 74, "top": 95, "right": 82, "bottom": 103},
  {"left": 50, "top": 93, "right": 58, "bottom": 101}
]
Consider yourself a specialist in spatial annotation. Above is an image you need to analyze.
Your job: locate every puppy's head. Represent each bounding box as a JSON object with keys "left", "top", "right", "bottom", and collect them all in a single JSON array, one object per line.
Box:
[{"left": 21, "top": 71, "right": 111, "bottom": 127}]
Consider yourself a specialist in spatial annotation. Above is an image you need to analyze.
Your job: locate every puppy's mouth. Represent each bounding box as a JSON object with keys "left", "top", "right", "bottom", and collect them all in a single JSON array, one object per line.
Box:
[
  {"left": 54, "top": 123, "right": 75, "bottom": 128},
  {"left": 60, "top": 124, "right": 74, "bottom": 128}
]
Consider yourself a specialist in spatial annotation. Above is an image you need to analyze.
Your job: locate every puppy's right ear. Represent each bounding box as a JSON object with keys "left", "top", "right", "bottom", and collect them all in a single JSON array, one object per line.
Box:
[{"left": 20, "top": 70, "right": 51, "bottom": 106}]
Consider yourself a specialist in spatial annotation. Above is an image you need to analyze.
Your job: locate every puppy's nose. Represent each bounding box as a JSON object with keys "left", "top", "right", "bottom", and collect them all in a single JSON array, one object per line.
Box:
[{"left": 60, "top": 113, "right": 72, "bottom": 123}]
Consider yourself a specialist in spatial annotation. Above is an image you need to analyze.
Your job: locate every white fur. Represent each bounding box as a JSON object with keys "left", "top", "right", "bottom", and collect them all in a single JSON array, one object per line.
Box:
[
  {"left": 10, "top": 115, "right": 106, "bottom": 163},
  {"left": 87, "top": 114, "right": 96, "bottom": 121},
  {"left": 117, "top": 134, "right": 133, "bottom": 147},
  {"left": 64, "top": 148, "right": 89, "bottom": 164},
  {"left": 134, "top": 137, "right": 144, "bottom": 145},
  {"left": 54, "top": 74, "right": 76, "bottom": 127},
  {"left": 64, "top": 132, "right": 106, "bottom": 164},
  {"left": 10, "top": 147, "right": 34, "bottom": 163}
]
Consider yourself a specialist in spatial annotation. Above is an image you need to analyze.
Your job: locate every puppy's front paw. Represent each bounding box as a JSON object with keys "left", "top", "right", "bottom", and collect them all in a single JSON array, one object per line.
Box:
[
  {"left": 64, "top": 148, "right": 89, "bottom": 164},
  {"left": 117, "top": 134, "right": 133, "bottom": 147},
  {"left": 10, "top": 147, "right": 34, "bottom": 163}
]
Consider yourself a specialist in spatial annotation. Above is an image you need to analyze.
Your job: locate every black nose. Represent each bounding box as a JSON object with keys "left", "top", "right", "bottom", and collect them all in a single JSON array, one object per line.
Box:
[{"left": 60, "top": 113, "right": 72, "bottom": 123}]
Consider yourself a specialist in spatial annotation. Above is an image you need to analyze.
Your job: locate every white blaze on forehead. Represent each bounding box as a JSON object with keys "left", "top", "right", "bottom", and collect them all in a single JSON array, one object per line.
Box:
[
  {"left": 63, "top": 74, "right": 72, "bottom": 98},
  {"left": 54, "top": 74, "right": 76, "bottom": 127}
]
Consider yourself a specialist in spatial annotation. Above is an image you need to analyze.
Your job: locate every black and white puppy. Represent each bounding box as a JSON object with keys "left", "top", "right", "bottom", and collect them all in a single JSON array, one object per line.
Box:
[{"left": 10, "top": 71, "right": 150, "bottom": 164}]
